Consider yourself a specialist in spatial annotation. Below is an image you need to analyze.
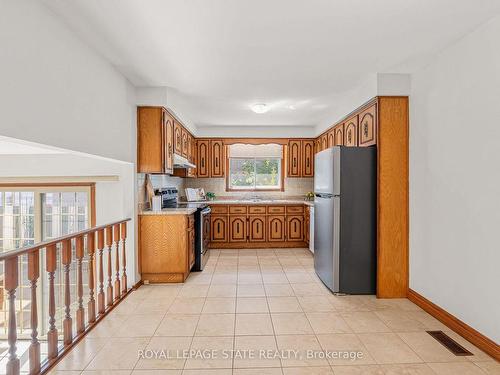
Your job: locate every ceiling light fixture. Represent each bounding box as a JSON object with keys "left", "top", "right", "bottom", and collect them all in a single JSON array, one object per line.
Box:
[{"left": 250, "top": 103, "right": 269, "bottom": 114}]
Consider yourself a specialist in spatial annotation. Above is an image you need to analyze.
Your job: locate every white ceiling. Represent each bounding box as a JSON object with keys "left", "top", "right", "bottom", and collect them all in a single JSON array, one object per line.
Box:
[
  {"left": 43, "top": 0, "right": 500, "bottom": 127},
  {"left": 0, "top": 137, "right": 65, "bottom": 154}
]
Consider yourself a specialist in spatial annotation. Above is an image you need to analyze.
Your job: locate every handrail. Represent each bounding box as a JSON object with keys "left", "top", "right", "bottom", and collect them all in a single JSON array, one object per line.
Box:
[
  {"left": 0, "top": 217, "right": 132, "bottom": 375},
  {"left": 0, "top": 218, "right": 131, "bottom": 261}
]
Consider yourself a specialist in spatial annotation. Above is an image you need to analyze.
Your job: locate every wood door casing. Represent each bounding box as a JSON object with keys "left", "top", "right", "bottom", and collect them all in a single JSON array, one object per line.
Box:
[
  {"left": 197, "top": 139, "right": 210, "bottom": 177},
  {"left": 210, "top": 216, "right": 228, "bottom": 242},
  {"left": 211, "top": 140, "right": 225, "bottom": 177},
  {"left": 249, "top": 216, "right": 266, "bottom": 242},
  {"left": 334, "top": 124, "right": 344, "bottom": 146},
  {"left": 267, "top": 216, "right": 286, "bottom": 242},
  {"left": 229, "top": 216, "right": 247, "bottom": 242},
  {"left": 173, "top": 121, "right": 182, "bottom": 155},
  {"left": 287, "top": 215, "right": 303, "bottom": 242},
  {"left": 359, "top": 104, "right": 377, "bottom": 147},
  {"left": 288, "top": 140, "right": 301, "bottom": 177},
  {"left": 344, "top": 116, "right": 358, "bottom": 147},
  {"left": 301, "top": 140, "right": 314, "bottom": 177}
]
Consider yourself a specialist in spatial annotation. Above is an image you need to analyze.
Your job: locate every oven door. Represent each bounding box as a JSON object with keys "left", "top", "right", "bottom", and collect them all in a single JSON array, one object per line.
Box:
[{"left": 200, "top": 207, "right": 211, "bottom": 269}]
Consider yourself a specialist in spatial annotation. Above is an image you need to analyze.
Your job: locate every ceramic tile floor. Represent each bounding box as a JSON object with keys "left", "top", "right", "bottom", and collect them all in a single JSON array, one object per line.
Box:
[{"left": 50, "top": 248, "right": 499, "bottom": 375}]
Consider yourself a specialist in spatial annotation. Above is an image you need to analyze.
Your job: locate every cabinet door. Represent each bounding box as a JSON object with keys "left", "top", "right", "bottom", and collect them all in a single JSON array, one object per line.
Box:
[
  {"left": 288, "top": 140, "right": 301, "bottom": 177},
  {"left": 188, "top": 228, "right": 195, "bottom": 269},
  {"left": 173, "top": 121, "right": 182, "bottom": 155},
  {"left": 321, "top": 134, "right": 328, "bottom": 150},
  {"left": 327, "top": 130, "right": 335, "bottom": 148},
  {"left": 249, "top": 216, "right": 266, "bottom": 242},
  {"left": 211, "top": 216, "right": 228, "bottom": 242},
  {"left": 229, "top": 216, "right": 247, "bottom": 242},
  {"left": 188, "top": 137, "right": 197, "bottom": 177},
  {"left": 315, "top": 138, "right": 321, "bottom": 153},
  {"left": 334, "top": 124, "right": 344, "bottom": 146},
  {"left": 301, "top": 140, "right": 314, "bottom": 177},
  {"left": 267, "top": 216, "right": 286, "bottom": 242},
  {"left": 137, "top": 107, "right": 163, "bottom": 173},
  {"left": 211, "top": 140, "right": 225, "bottom": 177},
  {"left": 181, "top": 128, "right": 188, "bottom": 157},
  {"left": 358, "top": 104, "right": 377, "bottom": 147},
  {"left": 187, "top": 133, "right": 192, "bottom": 161},
  {"left": 304, "top": 208, "right": 310, "bottom": 243},
  {"left": 197, "top": 139, "right": 210, "bottom": 177},
  {"left": 344, "top": 115, "right": 358, "bottom": 147},
  {"left": 164, "top": 111, "right": 174, "bottom": 173},
  {"left": 287, "top": 215, "right": 303, "bottom": 242}
]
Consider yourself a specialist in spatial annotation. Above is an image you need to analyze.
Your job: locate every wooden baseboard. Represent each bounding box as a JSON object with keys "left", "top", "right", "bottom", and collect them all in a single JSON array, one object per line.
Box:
[{"left": 407, "top": 289, "right": 499, "bottom": 361}]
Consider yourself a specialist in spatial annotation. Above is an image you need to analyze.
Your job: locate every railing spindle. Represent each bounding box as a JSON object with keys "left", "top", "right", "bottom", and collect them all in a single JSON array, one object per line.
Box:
[
  {"left": 46, "top": 244, "right": 58, "bottom": 360},
  {"left": 121, "top": 222, "right": 128, "bottom": 295},
  {"left": 75, "top": 236, "right": 85, "bottom": 334},
  {"left": 87, "top": 232, "right": 96, "bottom": 323},
  {"left": 105, "top": 226, "right": 113, "bottom": 306},
  {"left": 28, "top": 250, "right": 40, "bottom": 375},
  {"left": 97, "top": 229, "right": 105, "bottom": 314},
  {"left": 5, "top": 256, "right": 20, "bottom": 375},
  {"left": 62, "top": 240, "right": 73, "bottom": 345},
  {"left": 113, "top": 224, "right": 121, "bottom": 301}
]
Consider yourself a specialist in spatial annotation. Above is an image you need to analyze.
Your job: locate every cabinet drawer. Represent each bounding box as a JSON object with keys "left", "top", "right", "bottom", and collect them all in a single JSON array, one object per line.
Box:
[
  {"left": 248, "top": 206, "right": 266, "bottom": 214},
  {"left": 267, "top": 206, "right": 285, "bottom": 214},
  {"left": 229, "top": 206, "right": 247, "bottom": 214},
  {"left": 211, "top": 205, "right": 228, "bottom": 214},
  {"left": 286, "top": 206, "right": 304, "bottom": 214}
]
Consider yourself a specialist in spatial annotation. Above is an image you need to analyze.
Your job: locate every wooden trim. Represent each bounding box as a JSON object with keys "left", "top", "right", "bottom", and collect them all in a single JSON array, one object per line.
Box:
[
  {"left": 407, "top": 289, "right": 500, "bottom": 361},
  {"left": 132, "top": 280, "right": 143, "bottom": 290}
]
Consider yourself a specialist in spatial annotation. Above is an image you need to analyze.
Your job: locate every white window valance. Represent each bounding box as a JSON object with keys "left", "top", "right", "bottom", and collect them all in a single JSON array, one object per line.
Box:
[{"left": 229, "top": 143, "right": 283, "bottom": 158}]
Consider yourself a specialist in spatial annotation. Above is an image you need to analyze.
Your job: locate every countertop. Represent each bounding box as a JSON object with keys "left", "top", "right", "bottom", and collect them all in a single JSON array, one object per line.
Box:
[{"left": 139, "top": 207, "right": 198, "bottom": 216}]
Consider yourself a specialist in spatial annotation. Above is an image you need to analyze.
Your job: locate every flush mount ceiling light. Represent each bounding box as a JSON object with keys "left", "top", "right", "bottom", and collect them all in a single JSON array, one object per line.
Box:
[{"left": 250, "top": 103, "right": 269, "bottom": 114}]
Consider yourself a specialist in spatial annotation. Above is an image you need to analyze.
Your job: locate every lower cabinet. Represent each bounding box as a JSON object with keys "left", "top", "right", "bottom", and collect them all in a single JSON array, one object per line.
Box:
[
  {"left": 139, "top": 214, "right": 194, "bottom": 283},
  {"left": 267, "top": 215, "right": 286, "bottom": 242},
  {"left": 304, "top": 206, "right": 310, "bottom": 243},
  {"left": 249, "top": 216, "right": 266, "bottom": 242},
  {"left": 211, "top": 215, "right": 228, "bottom": 242},
  {"left": 287, "top": 215, "right": 303, "bottom": 242},
  {"left": 229, "top": 215, "right": 247, "bottom": 242}
]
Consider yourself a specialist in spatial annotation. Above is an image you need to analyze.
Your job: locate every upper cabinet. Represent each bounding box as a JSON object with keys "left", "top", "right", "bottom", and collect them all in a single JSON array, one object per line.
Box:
[
  {"left": 288, "top": 140, "right": 301, "bottom": 177},
  {"left": 321, "top": 134, "right": 328, "bottom": 150},
  {"left": 210, "top": 140, "right": 225, "bottom": 177},
  {"left": 344, "top": 115, "right": 359, "bottom": 147},
  {"left": 288, "top": 139, "right": 315, "bottom": 177},
  {"left": 327, "top": 129, "right": 335, "bottom": 148},
  {"left": 181, "top": 128, "right": 188, "bottom": 157},
  {"left": 173, "top": 120, "right": 182, "bottom": 155},
  {"left": 358, "top": 104, "right": 377, "bottom": 147},
  {"left": 137, "top": 107, "right": 174, "bottom": 174},
  {"left": 196, "top": 139, "right": 226, "bottom": 178},
  {"left": 301, "top": 140, "right": 314, "bottom": 177},
  {"left": 334, "top": 124, "right": 344, "bottom": 146}
]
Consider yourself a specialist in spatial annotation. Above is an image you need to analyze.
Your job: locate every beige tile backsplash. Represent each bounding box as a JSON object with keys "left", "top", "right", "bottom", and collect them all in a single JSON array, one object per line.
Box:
[{"left": 138, "top": 173, "right": 313, "bottom": 205}]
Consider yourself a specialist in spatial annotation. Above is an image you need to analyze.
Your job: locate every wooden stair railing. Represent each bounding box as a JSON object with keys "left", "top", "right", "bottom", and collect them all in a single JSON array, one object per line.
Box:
[{"left": 0, "top": 218, "right": 131, "bottom": 375}]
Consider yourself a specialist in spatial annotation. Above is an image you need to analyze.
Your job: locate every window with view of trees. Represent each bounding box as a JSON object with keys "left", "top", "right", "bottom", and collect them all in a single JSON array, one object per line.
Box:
[{"left": 228, "top": 144, "right": 283, "bottom": 191}]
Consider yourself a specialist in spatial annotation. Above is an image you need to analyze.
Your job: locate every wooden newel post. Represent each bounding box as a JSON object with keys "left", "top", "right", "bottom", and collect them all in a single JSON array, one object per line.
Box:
[
  {"left": 62, "top": 240, "right": 73, "bottom": 345},
  {"left": 97, "top": 229, "right": 105, "bottom": 314},
  {"left": 87, "top": 232, "right": 96, "bottom": 323},
  {"left": 28, "top": 250, "right": 41, "bottom": 375},
  {"left": 46, "top": 244, "right": 58, "bottom": 359},
  {"left": 120, "top": 222, "right": 128, "bottom": 295},
  {"left": 113, "top": 224, "right": 121, "bottom": 300},
  {"left": 5, "top": 256, "right": 20, "bottom": 375},
  {"left": 105, "top": 226, "right": 113, "bottom": 306},
  {"left": 75, "top": 236, "right": 85, "bottom": 334}
]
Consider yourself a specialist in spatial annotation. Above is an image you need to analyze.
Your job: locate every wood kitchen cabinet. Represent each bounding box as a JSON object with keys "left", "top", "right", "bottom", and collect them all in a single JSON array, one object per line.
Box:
[
  {"left": 268, "top": 215, "right": 286, "bottom": 242},
  {"left": 229, "top": 216, "right": 247, "bottom": 242},
  {"left": 304, "top": 206, "right": 310, "bottom": 244},
  {"left": 358, "top": 104, "right": 377, "bottom": 147},
  {"left": 287, "top": 215, "right": 303, "bottom": 242},
  {"left": 197, "top": 139, "right": 210, "bottom": 177},
  {"left": 327, "top": 129, "right": 335, "bottom": 148},
  {"left": 210, "top": 140, "right": 225, "bottom": 177},
  {"left": 139, "top": 213, "right": 194, "bottom": 283},
  {"left": 344, "top": 115, "right": 359, "bottom": 146},
  {"left": 181, "top": 128, "right": 188, "bottom": 157},
  {"left": 137, "top": 107, "right": 174, "bottom": 174},
  {"left": 301, "top": 140, "right": 314, "bottom": 177},
  {"left": 211, "top": 215, "right": 228, "bottom": 242},
  {"left": 321, "top": 134, "right": 328, "bottom": 150},
  {"left": 288, "top": 140, "right": 301, "bottom": 177},
  {"left": 248, "top": 216, "right": 266, "bottom": 242},
  {"left": 173, "top": 120, "right": 183, "bottom": 155},
  {"left": 334, "top": 124, "right": 344, "bottom": 145}
]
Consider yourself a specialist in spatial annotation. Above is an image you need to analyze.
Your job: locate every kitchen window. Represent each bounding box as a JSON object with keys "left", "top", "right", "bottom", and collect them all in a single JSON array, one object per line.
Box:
[{"left": 227, "top": 144, "right": 284, "bottom": 191}]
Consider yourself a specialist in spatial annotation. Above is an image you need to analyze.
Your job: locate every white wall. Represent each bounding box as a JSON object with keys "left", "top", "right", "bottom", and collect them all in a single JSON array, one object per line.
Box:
[
  {"left": 0, "top": 0, "right": 136, "bottom": 163},
  {"left": 410, "top": 15, "right": 500, "bottom": 342},
  {"left": 0, "top": 152, "right": 139, "bottom": 285}
]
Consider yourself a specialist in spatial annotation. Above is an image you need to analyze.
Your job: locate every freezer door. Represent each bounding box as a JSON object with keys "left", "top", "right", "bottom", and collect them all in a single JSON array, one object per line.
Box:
[
  {"left": 313, "top": 195, "right": 340, "bottom": 292},
  {"left": 314, "top": 147, "right": 341, "bottom": 195}
]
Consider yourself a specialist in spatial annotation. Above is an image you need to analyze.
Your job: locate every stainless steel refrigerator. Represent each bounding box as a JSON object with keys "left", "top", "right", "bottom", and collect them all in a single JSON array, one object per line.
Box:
[{"left": 314, "top": 146, "right": 376, "bottom": 294}]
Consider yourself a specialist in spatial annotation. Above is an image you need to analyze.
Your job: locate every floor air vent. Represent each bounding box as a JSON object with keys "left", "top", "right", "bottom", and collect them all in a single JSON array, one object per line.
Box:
[{"left": 426, "top": 330, "right": 473, "bottom": 356}]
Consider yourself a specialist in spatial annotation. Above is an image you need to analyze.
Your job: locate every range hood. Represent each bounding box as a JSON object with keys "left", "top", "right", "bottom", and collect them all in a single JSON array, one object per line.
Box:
[{"left": 173, "top": 153, "right": 196, "bottom": 169}]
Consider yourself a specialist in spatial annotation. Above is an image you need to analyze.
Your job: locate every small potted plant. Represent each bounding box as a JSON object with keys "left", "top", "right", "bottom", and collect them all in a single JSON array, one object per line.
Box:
[
  {"left": 305, "top": 192, "right": 314, "bottom": 201},
  {"left": 206, "top": 192, "right": 216, "bottom": 201}
]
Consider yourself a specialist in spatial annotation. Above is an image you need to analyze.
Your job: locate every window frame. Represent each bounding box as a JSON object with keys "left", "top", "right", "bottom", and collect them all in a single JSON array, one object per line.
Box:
[{"left": 226, "top": 153, "right": 285, "bottom": 192}]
